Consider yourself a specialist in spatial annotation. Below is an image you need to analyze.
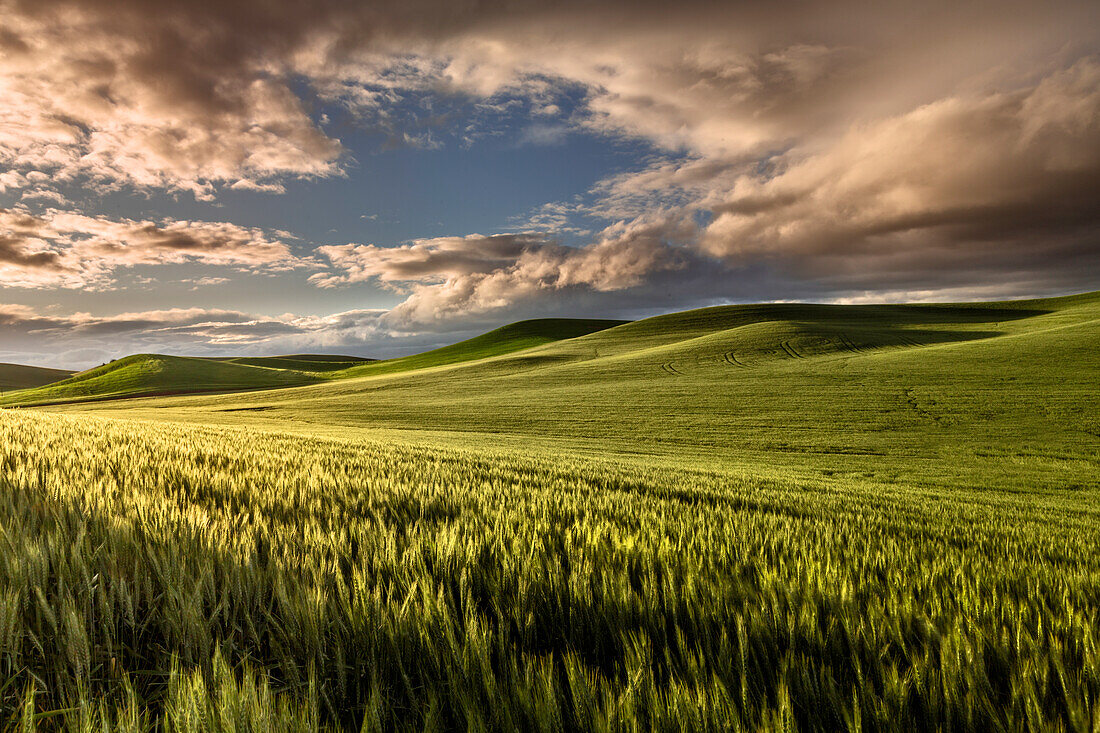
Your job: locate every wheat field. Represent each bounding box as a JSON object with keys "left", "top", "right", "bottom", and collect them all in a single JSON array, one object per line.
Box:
[{"left": 1, "top": 409, "right": 1098, "bottom": 730}]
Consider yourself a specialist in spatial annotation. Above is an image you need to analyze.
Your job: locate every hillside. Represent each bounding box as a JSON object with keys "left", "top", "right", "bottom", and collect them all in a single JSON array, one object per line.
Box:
[
  {"left": 0, "top": 318, "right": 624, "bottom": 407},
  {"left": 211, "top": 354, "right": 374, "bottom": 372},
  {"left": 0, "top": 362, "right": 72, "bottom": 391},
  {"left": 50, "top": 289, "right": 1098, "bottom": 492},
  {"left": 0, "top": 353, "right": 330, "bottom": 406},
  {"left": 337, "top": 317, "right": 629, "bottom": 378}
]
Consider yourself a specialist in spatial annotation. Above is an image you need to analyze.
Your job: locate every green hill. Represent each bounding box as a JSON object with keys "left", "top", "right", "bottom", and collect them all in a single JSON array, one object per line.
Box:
[
  {"left": 0, "top": 354, "right": 329, "bottom": 407},
  {"left": 0, "top": 362, "right": 73, "bottom": 391},
  {"left": 338, "top": 317, "right": 629, "bottom": 378},
  {"left": 0, "top": 319, "right": 624, "bottom": 407},
  {"left": 52, "top": 289, "right": 1097, "bottom": 492}
]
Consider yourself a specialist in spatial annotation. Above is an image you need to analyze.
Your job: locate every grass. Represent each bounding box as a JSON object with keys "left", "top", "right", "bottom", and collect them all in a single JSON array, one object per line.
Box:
[
  {"left": 2, "top": 413, "right": 1099, "bottom": 731},
  {"left": 333, "top": 317, "right": 628, "bottom": 378},
  {"left": 0, "top": 291, "right": 1098, "bottom": 729},
  {"left": 210, "top": 355, "right": 374, "bottom": 373}
]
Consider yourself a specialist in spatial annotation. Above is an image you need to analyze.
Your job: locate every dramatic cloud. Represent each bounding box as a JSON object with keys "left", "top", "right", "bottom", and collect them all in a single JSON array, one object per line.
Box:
[
  {"left": 0, "top": 208, "right": 305, "bottom": 288},
  {"left": 0, "top": 0, "right": 1097, "bottom": 360},
  {"left": 4, "top": 0, "right": 1095, "bottom": 196},
  {"left": 314, "top": 218, "right": 697, "bottom": 327},
  {"left": 0, "top": 0, "right": 346, "bottom": 199},
  {"left": 700, "top": 59, "right": 1100, "bottom": 292},
  {"left": 309, "top": 47, "right": 1100, "bottom": 323}
]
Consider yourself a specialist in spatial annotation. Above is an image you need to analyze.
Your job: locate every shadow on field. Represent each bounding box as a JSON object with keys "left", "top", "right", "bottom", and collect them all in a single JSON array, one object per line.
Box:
[
  {"left": 841, "top": 327, "right": 1009, "bottom": 347},
  {"left": 840, "top": 304, "right": 1049, "bottom": 325}
]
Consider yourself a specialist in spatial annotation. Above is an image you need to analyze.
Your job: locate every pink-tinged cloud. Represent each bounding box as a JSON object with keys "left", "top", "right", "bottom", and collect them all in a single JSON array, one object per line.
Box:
[
  {"left": 0, "top": 208, "right": 307, "bottom": 289},
  {"left": 312, "top": 218, "right": 696, "bottom": 326}
]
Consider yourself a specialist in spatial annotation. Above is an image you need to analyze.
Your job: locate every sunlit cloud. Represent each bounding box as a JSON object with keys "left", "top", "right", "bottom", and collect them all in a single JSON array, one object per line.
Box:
[
  {"left": 0, "top": 207, "right": 308, "bottom": 289},
  {"left": 312, "top": 217, "right": 697, "bottom": 327},
  {"left": 700, "top": 60, "right": 1100, "bottom": 288}
]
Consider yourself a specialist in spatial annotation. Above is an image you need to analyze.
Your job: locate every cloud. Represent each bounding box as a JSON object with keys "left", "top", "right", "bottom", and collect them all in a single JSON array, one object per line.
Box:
[
  {"left": 0, "top": 207, "right": 307, "bottom": 289},
  {"left": 4, "top": 0, "right": 1091, "bottom": 198},
  {"left": 0, "top": 302, "right": 392, "bottom": 368},
  {"left": 305, "top": 48, "right": 1100, "bottom": 325},
  {"left": 313, "top": 45, "right": 1100, "bottom": 327},
  {"left": 0, "top": 0, "right": 345, "bottom": 200},
  {"left": 312, "top": 218, "right": 698, "bottom": 326},
  {"left": 182, "top": 276, "right": 231, "bottom": 290},
  {"left": 312, "top": 234, "right": 535, "bottom": 287},
  {"left": 698, "top": 59, "right": 1100, "bottom": 292},
  {"left": 502, "top": 54, "right": 1100, "bottom": 308},
  {"left": 0, "top": 299, "right": 555, "bottom": 370},
  {"left": 517, "top": 123, "right": 570, "bottom": 146}
]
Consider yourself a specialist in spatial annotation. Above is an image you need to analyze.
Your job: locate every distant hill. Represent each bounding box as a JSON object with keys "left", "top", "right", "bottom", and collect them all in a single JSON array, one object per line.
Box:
[
  {"left": 0, "top": 362, "right": 73, "bottom": 391},
  {"left": 0, "top": 319, "right": 625, "bottom": 406},
  {"left": 7, "top": 293, "right": 1099, "bottom": 432},
  {"left": 0, "top": 354, "right": 329, "bottom": 406}
]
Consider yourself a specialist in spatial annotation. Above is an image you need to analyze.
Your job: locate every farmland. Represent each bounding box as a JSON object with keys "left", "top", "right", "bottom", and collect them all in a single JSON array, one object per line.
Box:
[{"left": 0, "top": 291, "right": 1098, "bottom": 729}]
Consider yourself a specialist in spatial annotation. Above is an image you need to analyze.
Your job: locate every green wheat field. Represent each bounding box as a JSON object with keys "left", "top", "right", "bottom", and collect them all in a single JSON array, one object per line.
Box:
[{"left": 1, "top": 291, "right": 1098, "bottom": 730}]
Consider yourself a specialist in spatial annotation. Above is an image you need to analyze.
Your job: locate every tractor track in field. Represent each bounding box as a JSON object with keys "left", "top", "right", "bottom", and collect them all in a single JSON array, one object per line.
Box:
[
  {"left": 898, "top": 334, "right": 925, "bottom": 348},
  {"left": 780, "top": 340, "right": 805, "bottom": 359},
  {"left": 723, "top": 351, "right": 748, "bottom": 368},
  {"left": 836, "top": 332, "right": 865, "bottom": 354},
  {"left": 660, "top": 362, "right": 684, "bottom": 375}
]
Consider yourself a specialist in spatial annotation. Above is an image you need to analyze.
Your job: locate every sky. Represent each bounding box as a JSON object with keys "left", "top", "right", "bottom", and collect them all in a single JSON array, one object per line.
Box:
[{"left": 1, "top": 0, "right": 1099, "bottom": 368}]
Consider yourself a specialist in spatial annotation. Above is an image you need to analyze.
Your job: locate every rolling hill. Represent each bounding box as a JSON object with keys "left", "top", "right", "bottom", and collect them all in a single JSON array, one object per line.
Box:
[
  {"left": 336, "top": 317, "right": 629, "bottom": 378},
  {"left": 33, "top": 289, "right": 1096, "bottom": 492},
  {"left": 0, "top": 353, "right": 339, "bottom": 406},
  {"left": 0, "top": 361, "right": 73, "bottom": 391},
  {"left": 0, "top": 318, "right": 625, "bottom": 407}
]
